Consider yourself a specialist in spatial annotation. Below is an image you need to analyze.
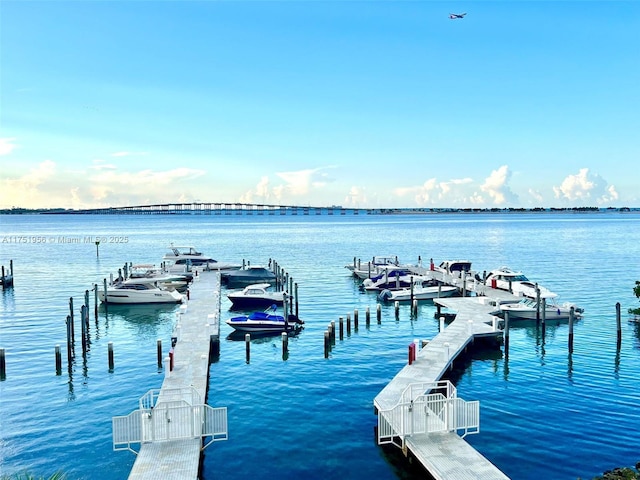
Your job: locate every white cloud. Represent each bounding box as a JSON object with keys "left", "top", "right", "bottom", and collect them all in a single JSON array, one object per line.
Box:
[
  {"left": 0, "top": 160, "right": 56, "bottom": 208},
  {"left": 0, "top": 138, "right": 18, "bottom": 156},
  {"left": 553, "top": 168, "right": 618, "bottom": 205},
  {"left": 240, "top": 168, "right": 335, "bottom": 205},
  {"left": 344, "top": 186, "right": 367, "bottom": 207},
  {"left": 480, "top": 165, "right": 518, "bottom": 205}
]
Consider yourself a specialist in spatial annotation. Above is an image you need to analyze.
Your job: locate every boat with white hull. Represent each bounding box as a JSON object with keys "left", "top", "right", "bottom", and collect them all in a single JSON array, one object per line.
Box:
[
  {"left": 379, "top": 284, "right": 458, "bottom": 303},
  {"left": 485, "top": 266, "right": 557, "bottom": 299},
  {"left": 225, "top": 305, "right": 303, "bottom": 333},
  {"left": 163, "top": 245, "right": 241, "bottom": 271},
  {"left": 227, "top": 283, "right": 286, "bottom": 309},
  {"left": 492, "top": 298, "right": 583, "bottom": 320},
  {"left": 98, "top": 278, "right": 184, "bottom": 304}
]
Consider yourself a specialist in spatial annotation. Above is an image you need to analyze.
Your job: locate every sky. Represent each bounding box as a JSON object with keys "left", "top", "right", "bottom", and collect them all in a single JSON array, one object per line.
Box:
[{"left": 1, "top": 1, "right": 639, "bottom": 210}]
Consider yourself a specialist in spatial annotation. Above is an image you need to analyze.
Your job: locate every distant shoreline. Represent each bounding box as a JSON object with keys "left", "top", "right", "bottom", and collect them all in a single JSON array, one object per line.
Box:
[{"left": 0, "top": 206, "right": 637, "bottom": 215}]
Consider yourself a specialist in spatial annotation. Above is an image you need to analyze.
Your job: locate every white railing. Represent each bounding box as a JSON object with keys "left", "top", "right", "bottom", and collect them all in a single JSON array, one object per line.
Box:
[
  {"left": 113, "top": 401, "right": 227, "bottom": 453},
  {"left": 377, "top": 380, "right": 479, "bottom": 447}
]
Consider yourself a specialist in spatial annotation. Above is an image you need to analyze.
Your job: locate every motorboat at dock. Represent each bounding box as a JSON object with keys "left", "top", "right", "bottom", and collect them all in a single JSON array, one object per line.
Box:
[
  {"left": 162, "top": 245, "right": 241, "bottom": 271},
  {"left": 225, "top": 305, "right": 303, "bottom": 333},
  {"left": 490, "top": 297, "right": 584, "bottom": 320},
  {"left": 484, "top": 266, "right": 557, "bottom": 299},
  {"left": 98, "top": 277, "right": 185, "bottom": 304},
  {"left": 227, "top": 283, "right": 286, "bottom": 309},
  {"left": 378, "top": 281, "right": 458, "bottom": 303},
  {"left": 221, "top": 265, "right": 277, "bottom": 288}
]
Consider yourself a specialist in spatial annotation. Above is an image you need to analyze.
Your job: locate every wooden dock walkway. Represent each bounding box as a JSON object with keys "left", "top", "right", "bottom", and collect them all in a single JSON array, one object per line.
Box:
[
  {"left": 112, "top": 270, "right": 228, "bottom": 480},
  {"left": 374, "top": 294, "right": 510, "bottom": 480}
]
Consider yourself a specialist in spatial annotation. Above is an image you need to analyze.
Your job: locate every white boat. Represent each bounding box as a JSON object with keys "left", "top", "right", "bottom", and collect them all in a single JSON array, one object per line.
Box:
[
  {"left": 485, "top": 266, "right": 557, "bottom": 299},
  {"left": 433, "top": 260, "right": 473, "bottom": 275},
  {"left": 360, "top": 269, "right": 419, "bottom": 291},
  {"left": 493, "top": 297, "right": 583, "bottom": 320},
  {"left": 98, "top": 278, "right": 184, "bottom": 304},
  {"left": 162, "top": 245, "right": 241, "bottom": 271},
  {"left": 378, "top": 282, "right": 458, "bottom": 302},
  {"left": 129, "top": 264, "right": 192, "bottom": 291},
  {"left": 227, "top": 283, "right": 286, "bottom": 309},
  {"left": 346, "top": 255, "right": 403, "bottom": 279},
  {"left": 225, "top": 305, "right": 303, "bottom": 334}
]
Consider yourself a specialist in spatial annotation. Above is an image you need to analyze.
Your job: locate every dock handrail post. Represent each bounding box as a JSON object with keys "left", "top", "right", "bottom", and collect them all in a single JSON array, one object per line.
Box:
[
  {"left": 616, "top": 302, "right": 622, "bottom": 349},
  {"left": 569, "top": 307, "right": 575, "bottom": 353}
]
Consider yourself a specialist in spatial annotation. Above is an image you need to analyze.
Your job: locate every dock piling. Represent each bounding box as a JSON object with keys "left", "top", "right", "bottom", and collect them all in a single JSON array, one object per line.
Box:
[
  {"left": 245, "top": 334, "right": 251, "bottom": 363},
  {"left": 568, "top": 307, "right": 575, "bottom": 354},
  {"left": 395, "top": 301, "right": 399, "bottom": 319},
  {"left": 504, "top": 311, "right": 510, "bottom": 358},
  {"left": 157, "top": 339, "right": 163, "bottom": 368},
  {"left": 354, "top": 309, "right": 359, "bottom": 329},
  {"left": 616, "top": 302, "right": 622, "bottom": 348},
  {"left": 55, "top": 345, "right": 62, "bottom": 375},
  {"left": 339, "top": 317, "right": 344, "bottom": 340},
  {"left": 0, "top": 348, "right": 6, "bottom": 380},
  {"left": 108, "top": 341, "right": 114, "bottom": 371},
  {"left": 282, "top": 332, "right": 288, "bottom": 360},
  {"left": 324, "top": 330, "right": 330, "bottom": 358},
  {"left": 346, "top": 314, "right": 351, "bottom": 335},
  {"left": 377, "top": 304, "right": 381, "bottom": 324}
]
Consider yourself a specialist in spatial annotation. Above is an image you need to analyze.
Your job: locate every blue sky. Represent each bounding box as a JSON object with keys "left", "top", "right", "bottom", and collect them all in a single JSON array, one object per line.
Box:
[{"left": 1, "top": 1, "right": 638, "bottom": 209}]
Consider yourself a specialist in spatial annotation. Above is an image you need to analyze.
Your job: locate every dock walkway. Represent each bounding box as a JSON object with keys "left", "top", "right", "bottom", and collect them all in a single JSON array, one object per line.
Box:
[
  {"left": 374, "top": 295, "right": 510, "bottom": 480},
  {"left": 112, "top": 271, "right": 228, "bottom": 480}
]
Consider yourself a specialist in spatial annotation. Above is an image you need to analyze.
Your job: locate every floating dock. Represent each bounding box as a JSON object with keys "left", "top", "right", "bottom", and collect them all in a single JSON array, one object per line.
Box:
[
  {"left": 112, "top": 271, "right": 228, "bottom": 480},
  {"left": 374, "top": 293, "right": 511, "bottom": 480}
]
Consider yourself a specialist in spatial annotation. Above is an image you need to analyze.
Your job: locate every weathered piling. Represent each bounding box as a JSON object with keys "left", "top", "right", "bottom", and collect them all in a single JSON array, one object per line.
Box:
[
  {"left": 282, "top": 332, "right": 288, "bottom": 359},
  {"left": 616, "top": 302, "right": 622, "bottom": 348},
  {"left": 412, "top": 299, "right": 418, "bottom": 317},
  {"left": 295, "top": 283, "right": 299, "bottom": 317},
  {"left": 0, "top": 347, "right": 6, "bottom": 380},
  {"left": 330, "top": 320, "right": 336, "bottom": 344},
  {"left": 157, "top": 339, "right": 163, "bottom": 368},
  {"left": 346, "top": 314, "right": 351, "bottom": 335},
  {"left": 68, "top": 297, "right": 75, "bottom": 342},
  {"left": 103, "top": 278, "right": 108, "bottom": 306},
  {"left": 324, "top": 330, "right": 330, "bottom": 358},
  {"left": 354, "top": 309, "right": 359, "bottom": 329},
  {"left": 376, "top": 304, "right": 381, "bottom": 324},
  {"left": 535, "top": 285, "right": 541, "bottom": 322},
  {"left": 245, "top": 334, "right": 251, "bottom": 363},
  {"left": 394, "top": 301, "right": 399, "bottom": 319},
  {"left": 93, "top": 284, "right": 98, "bottom": 318},
  {"left": 568, "top": 307, "right": 575, "bottom": 353},
  {"left": 366, "top": 306, "right": 370, "bottom": 326},
  {"left": 462, "top": 271, "right": 467, "bottom": 297},
  {"left": 80, "top": 305, "right": 88, "bottom": 354},
  {"left": 55, "top": 345, "right": 62, "bottom": 375},
  {"left": 339, "top": 317, "right": 344, "bottom": 340},
  {"left": 66, "top": 315, "right": 73, "bottom": 365},
  {"left": 504, "top": 311, "right": 510, "bottom": 358},
  {"left": 108, "top": 342, "right": 115, "bottom": 371}
]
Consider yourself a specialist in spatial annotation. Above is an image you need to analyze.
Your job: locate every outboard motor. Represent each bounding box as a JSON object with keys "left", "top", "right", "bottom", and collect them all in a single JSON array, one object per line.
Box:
[{"left": 378, "top": 289, "right": 393, "bottom": 302}]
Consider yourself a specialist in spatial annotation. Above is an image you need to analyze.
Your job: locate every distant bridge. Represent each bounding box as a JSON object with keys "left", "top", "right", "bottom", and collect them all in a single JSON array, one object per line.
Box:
[{"left": 67, "top": 202, "right": 386, "bottom": 216}]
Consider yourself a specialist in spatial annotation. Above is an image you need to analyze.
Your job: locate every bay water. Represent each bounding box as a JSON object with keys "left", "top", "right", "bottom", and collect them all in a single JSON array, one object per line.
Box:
[{"left": 1, "top": 212, "right": 639, "bottom": 480}]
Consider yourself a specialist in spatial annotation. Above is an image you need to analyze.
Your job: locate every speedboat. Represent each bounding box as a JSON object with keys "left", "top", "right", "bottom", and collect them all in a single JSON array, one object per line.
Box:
[
  {"left": 346, "top": 256, "right": 402, "bottom": 279},
  {"left": 491, "top": 297, "right": 583, "bottom": 320},
  {"left": 98, "top": 278, "right": 184, "bottom": 304},
  {"left": 485, "top": 266, "right": 557, "bottom": 299},
  {"left": 227, "top": 283, "right": 286, "bottom": 309},
  {"left": 360, "top": 269, "right": 417, "bottom": 291},
  {"left": 162, "top": 245, "right": 241, "bottom": 271},
  {"left": 378, "top": 282, "right": 458, "bottom": 302},
  {"left": 433, "top": 260, "right": 472, "bottom": 275},
  {"left": 129, "top": 264, "right": 192, "bottom": 292},
  {"left": 225, "top": 305, "right": 303, "bottom": 333},
  {"left": 221, "top": 266, "right": 277, "bottom": 288}
]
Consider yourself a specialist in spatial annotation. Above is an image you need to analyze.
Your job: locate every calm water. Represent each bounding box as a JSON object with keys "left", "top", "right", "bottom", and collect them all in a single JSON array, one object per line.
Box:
[{"left": 1, "top": 212, "right": 639, "bottom": 480}]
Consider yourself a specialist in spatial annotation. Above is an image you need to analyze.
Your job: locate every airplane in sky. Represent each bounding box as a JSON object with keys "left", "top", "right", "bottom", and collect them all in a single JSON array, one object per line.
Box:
[{"left": 449, "top": 13, "right": 467, "bottom": 19}]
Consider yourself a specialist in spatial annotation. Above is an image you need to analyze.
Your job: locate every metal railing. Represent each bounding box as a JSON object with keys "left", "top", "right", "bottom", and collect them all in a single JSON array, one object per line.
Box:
[
  {"left": 113, "top": 390, "right": 227, "bottom": 454},
  {"left": 377, "top": 380, "right": 479, "bottom": 448}
]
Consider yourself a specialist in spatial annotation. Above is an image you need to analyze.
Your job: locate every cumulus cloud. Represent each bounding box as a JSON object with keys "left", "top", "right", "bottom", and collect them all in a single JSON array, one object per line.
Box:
[
  {"left": 480, "top": 165, "right": 518, "bottom": 205},
  {"left": 239, "top": 167, "right": 335, "bottom": 205},
  {"left": 344, "top": 186, "right": 367, "bottom": 207},
  {"left": 394, "top": 177, "right": 479, "bottom": 206},
  {"left": 553, "top": 168, "right": 619, "bottom": 205},
  {"left": 0, "top": 160, "right": 56, "bottom": 208},
  {"left": 0, "top": 138, "right": 18, "bottom": 156}
]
